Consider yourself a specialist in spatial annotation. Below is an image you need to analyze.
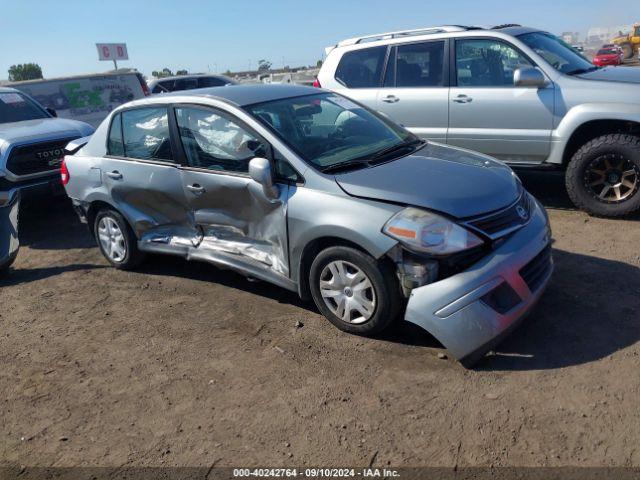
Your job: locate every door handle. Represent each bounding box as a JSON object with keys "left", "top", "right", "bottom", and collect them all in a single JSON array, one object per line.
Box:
[
  {"left": 186, "top": 183, "right": 205, "bottom": 194},
  {"left": 382, "top": 95, "right": 400, "bottom": 103},
  {"left": 452, "top": 95, "right": 473, "bottom": 104},
  {"left": 105, "top": 170, "right": 122, "bottom": 180}
]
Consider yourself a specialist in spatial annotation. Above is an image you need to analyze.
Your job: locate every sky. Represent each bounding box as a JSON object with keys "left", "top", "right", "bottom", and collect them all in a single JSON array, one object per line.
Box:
[{"left": 0, "top": 0, "right": 637, "bottom": 79}]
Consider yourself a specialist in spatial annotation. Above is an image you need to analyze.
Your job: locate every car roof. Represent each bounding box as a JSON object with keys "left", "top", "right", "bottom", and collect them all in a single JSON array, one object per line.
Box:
[
  {"left": 327, "top": 25, "right": 543, "bottom": 53},
  {"left": 148, "top": 73, "right": 233, "bottom": 84},
  {"left": 136, "top": 84, "right": 320, "bottom": 107},
  {"left": 0, "top": 86, "right": 20, "bottom": 93}
]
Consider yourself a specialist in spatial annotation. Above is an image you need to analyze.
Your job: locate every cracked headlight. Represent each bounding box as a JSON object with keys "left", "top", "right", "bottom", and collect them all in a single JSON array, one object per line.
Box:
[{"left": 383, "top": 207, "right": 483, "bottom": 256}]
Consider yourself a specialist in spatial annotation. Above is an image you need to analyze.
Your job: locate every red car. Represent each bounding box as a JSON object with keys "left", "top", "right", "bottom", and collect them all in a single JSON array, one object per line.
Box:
[{"left": 593, "top": 48, "right": 622, "bottom": 66}]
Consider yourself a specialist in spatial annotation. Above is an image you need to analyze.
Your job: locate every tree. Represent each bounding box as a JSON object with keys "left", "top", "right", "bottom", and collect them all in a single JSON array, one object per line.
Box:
[
  {"left": 8, "top": 63, "right": 43, "bottom": 82},
  {"left": 257, "top": 59, "right": 272, "bottom": 72},
  {"left": 151, "top": 67, "right": 173, "bottom": 78},
  {"left": 175, "top": 69, "right": 188, "bottom": 76},
  {"left": 316, "top": 59, "right": 323, "bottom": 68}
]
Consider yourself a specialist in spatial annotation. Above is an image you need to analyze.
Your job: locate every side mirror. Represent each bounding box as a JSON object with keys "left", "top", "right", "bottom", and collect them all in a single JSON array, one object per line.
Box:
[
  {"left": 249, "top": 157, "right": 279, "bottom": 200},
  {"left": 513, "top": 67, "right": 547, "bottom": 88},
  {"left": 46, "top": 107, "right": 57, "bottom": 117}
]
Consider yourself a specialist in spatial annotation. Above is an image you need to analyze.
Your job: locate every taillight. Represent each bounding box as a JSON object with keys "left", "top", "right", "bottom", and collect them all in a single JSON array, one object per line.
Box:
[
  {"left": 60, "top": 157, "right": 70, "bottom": 186},
  {"left": 312, "top": 77, "right": 321, "bottom": 88}
]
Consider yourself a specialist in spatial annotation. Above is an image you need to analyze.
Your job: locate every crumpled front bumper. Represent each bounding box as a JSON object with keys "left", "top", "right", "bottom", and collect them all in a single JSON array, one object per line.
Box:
[
  {"left": 0, "top": 189, "right": 20, "bottom": 270},
  {"left": 404, "top": 197, "right": 553, "bottom": 367}
]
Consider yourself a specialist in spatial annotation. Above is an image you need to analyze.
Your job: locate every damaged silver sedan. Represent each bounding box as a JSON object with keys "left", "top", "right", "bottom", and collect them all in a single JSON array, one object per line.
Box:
[{"left": 62, "top": 84, "right": 552, "bottom": 367}]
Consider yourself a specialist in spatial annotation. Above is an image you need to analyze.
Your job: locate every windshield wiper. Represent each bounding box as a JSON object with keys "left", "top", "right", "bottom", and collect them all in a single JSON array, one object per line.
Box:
[
  {"left": 321, "top": 138, "right": 425, "bottom": 174},
  {"left": 321, "top": 158, "right": 371, "bottom": 174},
  {"left": 566, "top": 66, "right": 599, "bottom": 75}
]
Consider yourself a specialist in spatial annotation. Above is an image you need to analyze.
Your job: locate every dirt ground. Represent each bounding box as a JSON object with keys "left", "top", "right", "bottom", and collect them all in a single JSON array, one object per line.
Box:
[{"left": 1, "top": 171, "right": 639, "bottom": 469}]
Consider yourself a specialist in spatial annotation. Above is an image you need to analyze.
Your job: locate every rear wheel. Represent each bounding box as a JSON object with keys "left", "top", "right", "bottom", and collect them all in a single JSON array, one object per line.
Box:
[
  {"left": 309, "top": 246, "right": 402, "bottom": 336},
  {"left": 94, "top": 209, "right": 145, "bottom": 269},
  {"left": 566, "top": 134, "right": 640, "bottom": 217}
]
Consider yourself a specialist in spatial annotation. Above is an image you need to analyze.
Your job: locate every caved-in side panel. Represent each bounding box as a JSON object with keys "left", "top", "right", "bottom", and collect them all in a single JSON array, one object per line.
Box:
[{"left": 180, "top": 169, "right": 290, "bottom": 277}]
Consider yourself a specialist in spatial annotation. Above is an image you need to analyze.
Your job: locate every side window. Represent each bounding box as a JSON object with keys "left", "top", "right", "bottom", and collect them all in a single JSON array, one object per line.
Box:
[
  {"left": 198, "top": 77, "right": 226, "bottom": 88},
  {"left": 335, "top": 46, "right": 387, "bottom": 88},
  {"left": 121, "top": 107, "right": 173, "bottom": 161},
  {"left": 273, "top": 153, "right": 301, "bottom": 183},
  {"left": 175, "top": 107, "right": 267, "bottom": 173},
  {"left": 456, "top": 39, "right": 533, "bottom": 87},
  {"left": 395, "top": 41, "right": 445, "bottom": 87},
  {"left": 174, "top": 78, "right": 198, "bottom": 91},
  {"left": 107, "top": 113, "right": 124, "bottom": 156}
]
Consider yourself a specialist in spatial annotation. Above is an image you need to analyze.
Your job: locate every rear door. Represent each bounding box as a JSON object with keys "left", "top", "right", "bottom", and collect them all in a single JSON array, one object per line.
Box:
[
  {"left": 447, "top": 37, "right": 554, "bottom": 163},
  {"left": 173, "top": 105, "right": 291, "bottom": 279},
  {"left": 100, "top": 107, "right": 194, "bottom": 247},
  {"left": 375, "top": 39, "right": 449, "bottom": 142}
]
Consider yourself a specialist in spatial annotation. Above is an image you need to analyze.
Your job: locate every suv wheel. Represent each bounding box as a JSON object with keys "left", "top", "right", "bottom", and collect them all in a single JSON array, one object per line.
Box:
[
  {"left": 94, "top": 209, "right": 144, "bottom": 269},
  {"left": 309, "top": 246, "right": 402, "bottom": 336},
  {"left": 566, "top": 134, "right": 640, "bottom": 217}
]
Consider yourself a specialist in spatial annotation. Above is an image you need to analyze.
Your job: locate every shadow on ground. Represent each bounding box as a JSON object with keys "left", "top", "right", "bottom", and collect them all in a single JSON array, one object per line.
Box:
[
  {"left": 11, "top": 191, "right": 640, "bottom": 371},
  {"left": 480, "top": 248, "right": 640, "bottom": 371},
  {"left": 19, "top": 197, "right": 95, "bottom": 250}
]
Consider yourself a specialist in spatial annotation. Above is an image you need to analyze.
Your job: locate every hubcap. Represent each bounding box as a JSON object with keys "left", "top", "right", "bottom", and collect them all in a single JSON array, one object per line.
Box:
[
  {"left": 97, "top": 217, "right": 126, "bottom": 262},
  {"left": 319, "top": 260, "right": 376, "bottom": 324},
  {"left": 584, "top": 153, "right": 639, "bottom": 203}
]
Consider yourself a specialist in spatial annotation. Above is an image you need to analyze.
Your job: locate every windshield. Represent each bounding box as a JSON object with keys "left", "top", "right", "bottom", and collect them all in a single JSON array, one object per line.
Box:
[
  {"left": 0, "top": 91, "right": 49, "bottom": 124},
  {"left": 245, "top": 93, "right": 418, "bottom": 171},
  {"left": 518, "top": 31, "right": 595, "bottom": 74},
  {"left": 597, "top": 49, "right": 615, "bottom": 55}
]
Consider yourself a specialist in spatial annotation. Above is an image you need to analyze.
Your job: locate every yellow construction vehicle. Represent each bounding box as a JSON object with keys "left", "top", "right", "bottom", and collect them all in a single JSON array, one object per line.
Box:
[{"left": 612, "top": 24, "right": 640, "bottom": 59}]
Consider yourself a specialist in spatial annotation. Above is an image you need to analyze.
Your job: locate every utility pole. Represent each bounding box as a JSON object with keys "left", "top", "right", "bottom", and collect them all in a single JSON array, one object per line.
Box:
[{"left": 113, "top": 59, "right": 118, "bottom": 70}]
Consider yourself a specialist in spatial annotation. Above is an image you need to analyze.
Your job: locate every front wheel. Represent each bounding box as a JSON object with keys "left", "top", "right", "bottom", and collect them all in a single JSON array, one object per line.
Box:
[
  {"left": 565, "top": 134, "right": 640, "bottom": 217},
  {"left": 309, "top": 246, "right": 402, "bottom": 336},
  {"left": 94, "top": 209, "right": 145, "bottom": 269}
]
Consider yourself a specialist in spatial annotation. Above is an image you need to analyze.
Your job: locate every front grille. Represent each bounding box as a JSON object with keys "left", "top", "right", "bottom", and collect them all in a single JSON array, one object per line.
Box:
[
  {"left": 465, "top": 193, "right": 532, "bottom": 239},
  {"left": 520, "top": 245, "right": 552, "bottom": 293},
  {"left": 5, "top": 137, "right": 78, "bottom": 176}
]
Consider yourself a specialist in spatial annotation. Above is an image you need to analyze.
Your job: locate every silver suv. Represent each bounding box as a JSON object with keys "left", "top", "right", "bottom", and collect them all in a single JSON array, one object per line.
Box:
[
  {"left": 317, "top": 25, "right": 640, "bottom": 217},
  {"left": 62, "top": 84, "right": 552, "bottom": 367}
]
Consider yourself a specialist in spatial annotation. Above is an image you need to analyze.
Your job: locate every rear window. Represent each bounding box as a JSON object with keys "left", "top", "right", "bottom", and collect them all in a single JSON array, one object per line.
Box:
[
  {"left": 0, "top": 92, "right": 49, "bottom": 124},
  {"left": 335, "top": 46, "right": 387, "bottom": 88},
  {"left": 121, "top": 107, "right": 173, "bottom": 161}
]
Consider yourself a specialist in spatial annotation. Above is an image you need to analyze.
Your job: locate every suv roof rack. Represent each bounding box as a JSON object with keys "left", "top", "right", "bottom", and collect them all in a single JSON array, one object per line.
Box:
[
  {"left": 492, "top": 24, "right": 522, "bottom": 29},
  {"left": 336, "top": 25, "right": 475, "bottom": 48}
]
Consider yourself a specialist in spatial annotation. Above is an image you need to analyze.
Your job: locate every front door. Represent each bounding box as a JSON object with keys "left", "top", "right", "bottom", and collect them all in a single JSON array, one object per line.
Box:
[
  {"left": 173, "top": 105, "right": 290, "bottom": 279},
  {"left": 448, "top": 38, "right": 554, "bottom": 164},
  {"left": 102, "top": 107, "right": 193, "bottom": 247},
  {"left": 375, "top": 39, "right": 449, "bottom": 142}
]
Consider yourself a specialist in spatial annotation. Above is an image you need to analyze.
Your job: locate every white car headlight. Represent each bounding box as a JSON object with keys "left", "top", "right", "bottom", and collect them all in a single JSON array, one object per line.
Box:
[{"left": 383, "top": 207, "right": 483, "bottom": 255}]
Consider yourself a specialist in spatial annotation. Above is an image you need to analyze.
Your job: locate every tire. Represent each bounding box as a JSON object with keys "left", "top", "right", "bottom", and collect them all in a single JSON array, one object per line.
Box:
[
  {"left": 565, "top": 134, "right": 640, "bottom": 217},
  {"left": 621, "top": 43, "right": 633, "bottom": 60},
  {"left": 309, "top": 246, "right": 402, "bottom": 336},
  {"left": 0, "top": 254, "right": 16, "bottom": 274},
  {"left": 94, "top": 208, "right": 145, "bottom": 270}
]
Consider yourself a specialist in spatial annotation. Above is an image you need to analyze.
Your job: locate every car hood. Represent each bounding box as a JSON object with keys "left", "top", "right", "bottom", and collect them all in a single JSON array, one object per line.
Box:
[
  {"left": 576, "top": 66, "right": 640, "bottom": 84},
  {"left": 334, "top": 142, "right": 520, "bottom": 219},
  {"left": 0, "top": 118, "right": 94, "bottom": 146}
]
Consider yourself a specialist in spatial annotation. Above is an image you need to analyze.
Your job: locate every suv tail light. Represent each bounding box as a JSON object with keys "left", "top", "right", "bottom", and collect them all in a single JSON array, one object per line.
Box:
[
  {"left": 60, "top": 157, "right": 70, "bottom": 186},
  {"left": 312, "top": 78, "right": 321, "bottom": 88}
]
